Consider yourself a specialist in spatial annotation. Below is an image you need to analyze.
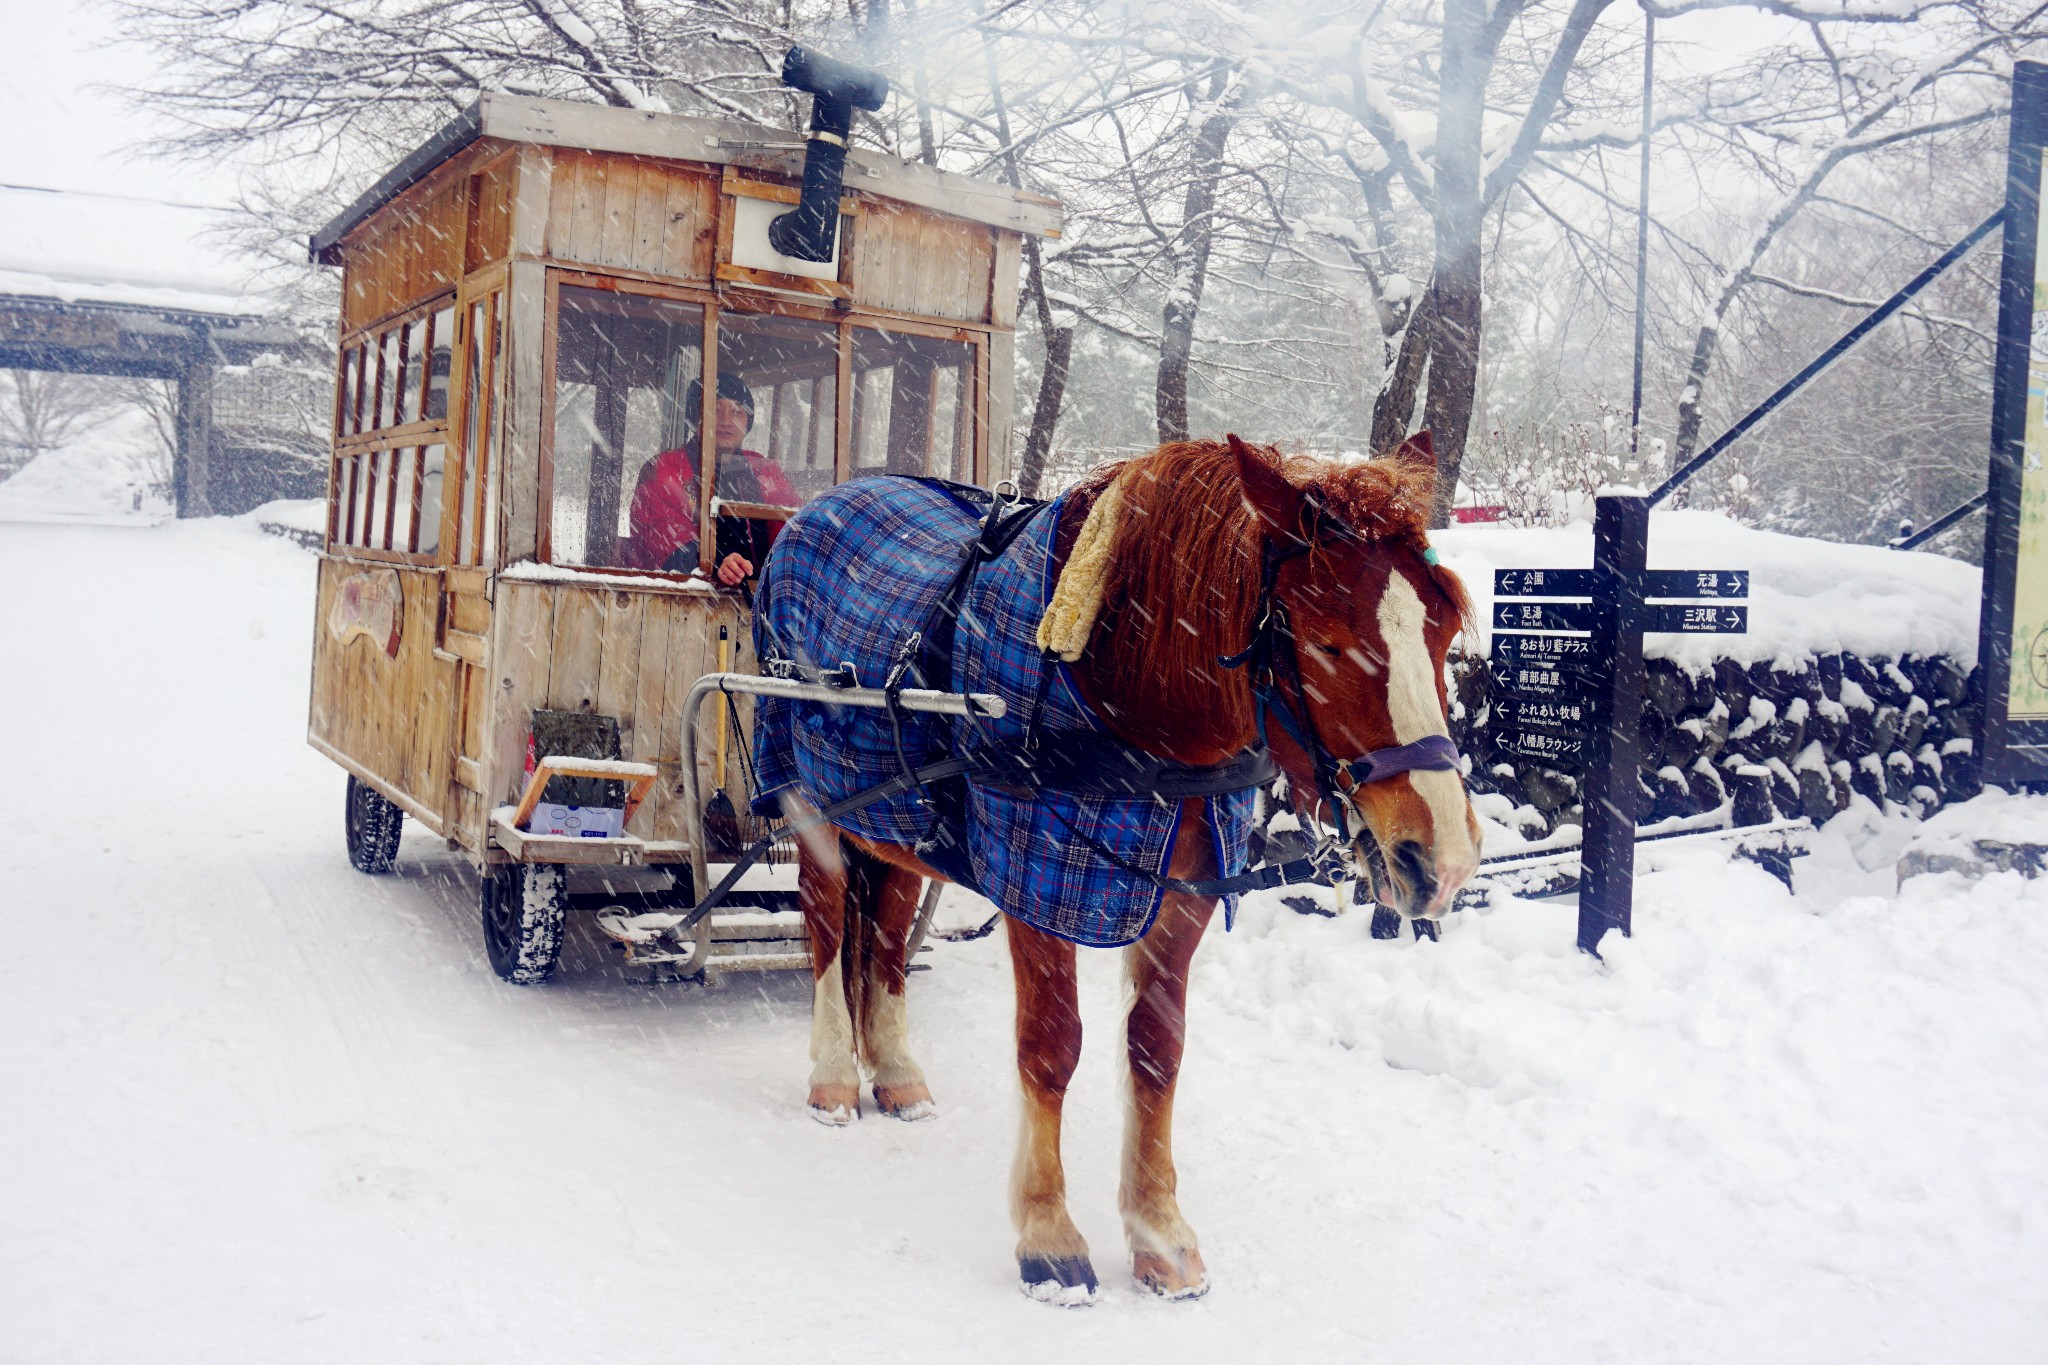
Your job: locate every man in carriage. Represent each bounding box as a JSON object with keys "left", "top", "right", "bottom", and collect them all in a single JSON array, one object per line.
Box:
[{"left": 621, "top": 369, "right": 800, "bottom": 585}]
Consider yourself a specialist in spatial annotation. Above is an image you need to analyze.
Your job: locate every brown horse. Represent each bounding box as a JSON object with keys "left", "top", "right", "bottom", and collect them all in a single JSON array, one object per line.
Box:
[{"left": 791, "top": 434, "right": 1480, "bottom": 1303}]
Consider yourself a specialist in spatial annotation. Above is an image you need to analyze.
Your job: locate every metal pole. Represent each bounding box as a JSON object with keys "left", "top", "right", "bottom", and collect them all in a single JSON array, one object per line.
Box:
[
  {"left": 1650, "top": 209, "right": 2004, "bottom": 506},
  {"left": 1890, "top": 490, "right": 1988, "bottom": 551},
  {"left": 1630, "top": 8, "right": 1655, "bottom": 457},
  {"left": 1579, "top": 494, "right": 1649, "bottom": 954},
  {"left": 677, "top": 671, "right": 1008, "bottom": 919}
]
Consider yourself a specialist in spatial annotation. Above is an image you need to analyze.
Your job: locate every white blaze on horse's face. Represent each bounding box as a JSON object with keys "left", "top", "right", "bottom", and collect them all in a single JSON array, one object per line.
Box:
[
  {"left": 1370, "top": 569, "right": 1481, "bottom": 915},
  {"left": 1290, "top": 548, "right": 1481, "bottom": 920}
]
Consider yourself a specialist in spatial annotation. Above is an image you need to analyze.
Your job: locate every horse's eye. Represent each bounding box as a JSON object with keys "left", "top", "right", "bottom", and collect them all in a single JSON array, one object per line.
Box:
[{"left": 1313, "top": 643, "right": 1342, "bottom": 657}]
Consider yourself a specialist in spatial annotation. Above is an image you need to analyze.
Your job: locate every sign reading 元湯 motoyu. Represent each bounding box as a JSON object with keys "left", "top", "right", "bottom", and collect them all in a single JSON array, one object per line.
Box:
[{"left": 1490, "top": 531, "right": 1749, "bottom": 954}]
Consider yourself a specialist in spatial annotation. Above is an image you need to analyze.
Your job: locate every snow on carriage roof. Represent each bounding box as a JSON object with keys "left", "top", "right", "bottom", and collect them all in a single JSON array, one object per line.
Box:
[
  {"left": 0, "top": 186, "right": 273, "bottom": 316},
  {"left": 1436, "top": 509, "right": 1983, "bottom": 671}
]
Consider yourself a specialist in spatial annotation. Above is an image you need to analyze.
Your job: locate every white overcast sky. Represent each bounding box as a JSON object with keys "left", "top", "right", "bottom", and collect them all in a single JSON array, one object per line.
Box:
[{"left": 0, "top": 2, "right": 255, "bottom": 296}]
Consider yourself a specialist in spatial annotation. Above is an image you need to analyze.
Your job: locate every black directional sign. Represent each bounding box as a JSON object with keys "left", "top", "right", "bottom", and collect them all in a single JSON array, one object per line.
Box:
[
  {"left": 1494, "top": 632, "right": 1604, "bottom": 672},
  {"left": 1489, "top": 659, "right": 1595, "bottom": 701},
  {"left": 1645, "top": 568, "right": 1749, "bottom": 599},
  {"left": 1497, "top": 729, "right": 1589, "bottom": 764},
  {"left": 1495, "top": 568, "right": 1596, "bottom": 597},
  {"left": 1641, "top": 603, "right": 1748, "bottom": 634},
  {"left": 1493, "top": 600, "right": 1596, "bottom": 633},
  {"left": 1492, "top": 695, "right": 1600, "bottom": 733}
]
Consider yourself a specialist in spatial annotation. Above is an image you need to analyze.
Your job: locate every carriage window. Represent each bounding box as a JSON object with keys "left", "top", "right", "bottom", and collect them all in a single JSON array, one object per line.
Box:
[
  {"left": 337, "top": 347, "right": 360, "bottom": 438},
  {"left": 418, "top": 444, "right": 445, "bottom": 555},
  {"left": 424, "top": 308, "right": 454, "bottom": 421},
  {"left": 459, "top": 295, "right": 501, "bottom": 566},
  {"left": 389, "top": 447, "right": 418, "bottom": 551},
  {"left": 374, "top": 329, "right": 401, "bottom": 430},
  {"left": 716, "top": 312, "right": 840, "bottom": 514},
  {"left": 549, "top": 285, "right": 705, "bottom": 570},
  {"left": 850, "top": 327, "right": 975, "bottom": 482},
  {"left": 400, "top": 317, "right": 430, "bottom": 425}
]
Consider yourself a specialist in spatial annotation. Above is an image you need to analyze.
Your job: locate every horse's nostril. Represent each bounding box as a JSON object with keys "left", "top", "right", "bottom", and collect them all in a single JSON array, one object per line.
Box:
[{"left": 1393, "top": 840, "right": 1437, "bottom": 908}]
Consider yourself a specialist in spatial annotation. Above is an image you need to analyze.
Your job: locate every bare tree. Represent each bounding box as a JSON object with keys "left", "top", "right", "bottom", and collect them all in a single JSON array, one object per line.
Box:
[{"left": 0, "top": 372, "right": 129, "bottom": 480}]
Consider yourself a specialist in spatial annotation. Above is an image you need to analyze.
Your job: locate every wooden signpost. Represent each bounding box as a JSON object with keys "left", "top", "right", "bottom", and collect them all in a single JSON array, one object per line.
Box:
[{"left": 1492, "top": 494, "right": 1749, "bottom": 954}]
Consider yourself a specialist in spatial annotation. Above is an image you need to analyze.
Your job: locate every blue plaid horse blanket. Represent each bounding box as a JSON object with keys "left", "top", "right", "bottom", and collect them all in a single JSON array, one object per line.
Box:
[{"left": 750, "top": 476, "right": 1253, "bottom": 947}]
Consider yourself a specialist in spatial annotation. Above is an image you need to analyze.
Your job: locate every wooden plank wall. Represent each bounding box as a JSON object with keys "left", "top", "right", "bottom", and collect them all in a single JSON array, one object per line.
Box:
[
  {"left": 465, "top": 154, "right": 516, "bottom": 272},
  {"left": 853, "top": 202, "right": 997, "bottom": 324},
  {"left": 542, "top": 150, "right": 719, "bottom": 282},
  {"left": 309, "top": 560, "right": 457, "bottom": 820},
  {"left": 341, "top": 172, "right": 472, "bottom": 335},
  {"left": 481, "top": 581, "right": 749, "bottom": 853}
]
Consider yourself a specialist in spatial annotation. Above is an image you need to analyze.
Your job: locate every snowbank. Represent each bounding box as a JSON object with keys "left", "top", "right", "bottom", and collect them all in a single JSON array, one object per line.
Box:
[{"left": 1437, "top": 509, "right": 1982, "bottom": 670}]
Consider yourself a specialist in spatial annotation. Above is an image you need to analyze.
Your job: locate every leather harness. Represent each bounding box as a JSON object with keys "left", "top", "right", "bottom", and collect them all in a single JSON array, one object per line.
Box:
[{"left": 687, "top": 480, "right": 1462, "bottom": 925}]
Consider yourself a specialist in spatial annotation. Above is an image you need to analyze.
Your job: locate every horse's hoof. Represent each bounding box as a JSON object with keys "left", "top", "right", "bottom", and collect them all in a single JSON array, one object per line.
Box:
[
  {"left": 1019, "top": 1255, "right": 1098, "bottom": 1307},
  {"left": 873, "top": 1082, "right": 936, "bottom": 1121},
  {"left": 1133, "top": 1250, "right": 1209, "bottom": 1300},
  {"left": 807, "top": 1084, "right": 860, "bottom": 1126}
]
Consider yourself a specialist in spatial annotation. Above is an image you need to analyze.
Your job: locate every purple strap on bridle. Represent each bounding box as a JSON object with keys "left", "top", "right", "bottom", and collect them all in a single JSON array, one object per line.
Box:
[{"left": 1344, "top": 734, "right": 1461, "bottom": 786}]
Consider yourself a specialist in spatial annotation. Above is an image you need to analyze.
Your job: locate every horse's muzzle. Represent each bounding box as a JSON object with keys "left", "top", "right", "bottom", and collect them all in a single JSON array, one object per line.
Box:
[{"left": 1368, "top": 836, "right": 1475, "bottom": 920}]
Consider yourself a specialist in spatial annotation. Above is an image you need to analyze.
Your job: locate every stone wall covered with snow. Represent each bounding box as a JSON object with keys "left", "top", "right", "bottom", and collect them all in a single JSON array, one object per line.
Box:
[
  {"left": 1450, "top": 650, "right": 1979, "bottom": 839},
  {"left": 1435, "top": 510, "right": 1985, "bottom": 840}
]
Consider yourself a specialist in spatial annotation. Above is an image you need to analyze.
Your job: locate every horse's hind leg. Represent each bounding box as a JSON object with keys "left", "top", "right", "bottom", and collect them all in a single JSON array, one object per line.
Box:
[
  {"left": 856, "top": 863, "right": 935, "bottom": 1120},
  {"left": 798, "top": 834, "right": 861, "bottom": 1125},
  {"left": 1121, "top": 804, "right": 1218, "bottom": 1299},
  {"left": 1007, "top": 917, "right": 1096, "bottom": 1305}
]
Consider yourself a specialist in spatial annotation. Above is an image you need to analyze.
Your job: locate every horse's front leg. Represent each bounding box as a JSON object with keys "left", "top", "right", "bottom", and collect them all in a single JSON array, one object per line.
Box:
[
  {"left": 797, "top": 832, "right": 861, "bottom": 1125},
  {"left": 1006, "top": 916, "right": 1096, "bottom": 1304},
  {"left": 1121, "top": 803, "right": 1217, "bottom": 1299}
]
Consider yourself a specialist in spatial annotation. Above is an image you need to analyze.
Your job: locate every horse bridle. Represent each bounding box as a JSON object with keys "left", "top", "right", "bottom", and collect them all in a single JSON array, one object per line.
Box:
[{"left": 1217, "top": 525, "right": 1463, "bottom": 861}]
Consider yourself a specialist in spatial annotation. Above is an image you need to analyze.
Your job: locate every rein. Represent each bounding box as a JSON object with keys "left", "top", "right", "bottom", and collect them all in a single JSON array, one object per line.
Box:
[{"left": 1215, "top": 532, "right": 1462, "bottom": 860}]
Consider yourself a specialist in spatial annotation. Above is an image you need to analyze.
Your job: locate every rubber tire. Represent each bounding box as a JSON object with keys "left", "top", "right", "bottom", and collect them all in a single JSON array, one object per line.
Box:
[
  {"left": 480, "top": 863, "right": 568, "bottom": 985},
  {"left": 345, "top": 775, "right": 405, "bottom": 874}
]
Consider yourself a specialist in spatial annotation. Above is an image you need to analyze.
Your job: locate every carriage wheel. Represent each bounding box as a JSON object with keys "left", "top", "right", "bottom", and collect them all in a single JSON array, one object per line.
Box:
[
  {"left": 344, "top": 775, "right": 405, "bottom": 874},
  {"left": 480, "top": 862, "right": 568, "bottom": 985}
]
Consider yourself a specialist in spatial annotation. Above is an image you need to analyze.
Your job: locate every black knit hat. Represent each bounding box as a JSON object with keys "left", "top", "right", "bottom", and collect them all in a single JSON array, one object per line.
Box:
[{"left": 684, "top": 372, "right": 755, "bottom": 431}]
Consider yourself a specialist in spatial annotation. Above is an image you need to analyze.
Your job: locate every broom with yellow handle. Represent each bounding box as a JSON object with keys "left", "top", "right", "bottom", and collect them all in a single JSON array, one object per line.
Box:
[{"left": 704, "top": 624, "right": 743, "bottom": 852}]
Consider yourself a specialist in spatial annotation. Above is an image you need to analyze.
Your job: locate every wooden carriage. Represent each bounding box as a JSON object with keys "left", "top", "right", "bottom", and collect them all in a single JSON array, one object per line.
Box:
[{"left": 306, "top": 92, "right": 1060, "bottom": 981}]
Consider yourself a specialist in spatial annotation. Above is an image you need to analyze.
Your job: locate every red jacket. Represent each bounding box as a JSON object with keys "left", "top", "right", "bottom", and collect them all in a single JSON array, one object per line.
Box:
[{"left": 620, "top": 446, "right": 799, "bottom": 572}]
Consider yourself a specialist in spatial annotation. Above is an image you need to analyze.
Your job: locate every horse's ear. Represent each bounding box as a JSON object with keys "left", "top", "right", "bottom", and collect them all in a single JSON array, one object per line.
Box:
[
  {"left": 1393, "top": 429, "right": 1437, "bottom": 504},
  {"left": 1229, "top": 433, "right": 1306, "bottom": 542}
]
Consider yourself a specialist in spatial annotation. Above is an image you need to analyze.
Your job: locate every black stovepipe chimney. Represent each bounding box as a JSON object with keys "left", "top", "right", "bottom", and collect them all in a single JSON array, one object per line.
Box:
[{"left": 767, "top": 46, "right": 889, "bottom": 264}]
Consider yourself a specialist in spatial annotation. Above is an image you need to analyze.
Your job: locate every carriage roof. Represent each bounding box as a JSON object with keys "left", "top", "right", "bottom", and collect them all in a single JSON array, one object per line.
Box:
[{"left": 310, "top": 92, "right": 1063, "bottom": 266}]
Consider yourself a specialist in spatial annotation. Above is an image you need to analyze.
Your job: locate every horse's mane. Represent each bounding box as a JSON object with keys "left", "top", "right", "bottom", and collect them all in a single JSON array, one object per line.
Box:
[{"left": 1070, "top": 438, "right": 1467, "bottom": 758}]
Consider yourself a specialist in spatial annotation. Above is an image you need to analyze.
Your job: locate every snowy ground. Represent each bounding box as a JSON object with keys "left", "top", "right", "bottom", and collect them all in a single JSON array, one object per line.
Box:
[
  {"left": 4, "top": 517, "right": 2046, "bottom": 1363},
  {"left": 0, "top": 412, "right": 173, "bottom": 526}
]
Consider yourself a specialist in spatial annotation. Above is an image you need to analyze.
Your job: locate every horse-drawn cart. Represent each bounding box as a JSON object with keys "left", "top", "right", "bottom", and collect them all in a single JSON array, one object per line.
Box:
[{"left": 306, "top": 77, "right": 1059, "bottom": 982}]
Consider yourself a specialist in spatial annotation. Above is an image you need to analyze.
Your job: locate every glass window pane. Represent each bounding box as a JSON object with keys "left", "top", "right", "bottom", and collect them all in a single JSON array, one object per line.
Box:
[
  {"left": 461, "top": 301, "right": 488, "bottom": 564},
  {"left": 425, "top": 308, "right": 455, "bottom": 421},
  {"left": 337, "top": 349, "right": 358, "bottom": 438},
  {"left": 363, "top": 450, "right": 386, "bottom": 548},
  {"left": 849, "top": 327, "right": 975, "bottom": 481},
  {"left": 693, "top": 310, "right": 839, "bottom": 579},
  {"left": 549, "top": 285, "right": 705, "bottom": 570},
  {"left": 398, "top": 316, "right": 428, "bottom": 424},
  {"left": 334, "top": 456, "right": 353, "bottom": 544},
  {"left": 352, "top": 453, "right": 370, "bottom": 546},
  {"left": 390, "top": 447, "right": 418, "bottom": 552},
  {"left": 418, "top": 444, "right": 445, "bottom": 556},
  {"left": 375, "top": 330, "right": 400, "bottom": 430}
]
